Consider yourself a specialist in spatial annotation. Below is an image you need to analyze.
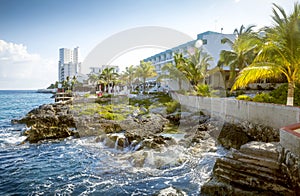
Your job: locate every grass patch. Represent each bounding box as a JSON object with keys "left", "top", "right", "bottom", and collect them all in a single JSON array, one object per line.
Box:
[{"left": 72, "top": 103, "right": 136, "bottom": 121}]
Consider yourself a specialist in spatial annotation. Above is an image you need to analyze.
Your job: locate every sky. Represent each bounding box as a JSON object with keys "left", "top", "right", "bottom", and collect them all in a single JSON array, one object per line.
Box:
[{"left": 0, "top": 0, "right": 296, "bottom": 90}]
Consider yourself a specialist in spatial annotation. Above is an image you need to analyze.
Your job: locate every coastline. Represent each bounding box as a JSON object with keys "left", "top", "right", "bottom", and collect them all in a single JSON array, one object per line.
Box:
[{"left": 11, "top": 93, "right": 300, "bottom": 195}]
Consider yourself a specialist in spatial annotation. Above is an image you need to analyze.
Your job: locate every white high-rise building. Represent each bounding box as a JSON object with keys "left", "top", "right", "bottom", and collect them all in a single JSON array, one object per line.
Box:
[{"left": 58, "top": 47, "right": 81, "bottom": 82}]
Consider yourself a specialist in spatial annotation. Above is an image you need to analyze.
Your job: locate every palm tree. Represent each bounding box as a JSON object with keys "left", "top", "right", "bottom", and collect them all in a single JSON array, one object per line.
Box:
[
  {"left": 157, "top": 63, "right": 187, "bottom": 90},
  {"left": 232, "top": 3, "right": 300, "bottom": 106},
  {"left": 182, "top": 48, "right": 213, "bottom": 87},
  {"left": 122, "top": 65, "right": 136, "bottom": 91},
  {"left": 135, "top": 61, "right": 157, "bottom": 92},
  {"left": 71, "top": 75, "right": 77, "bottom": 91},
  {"left": 88, "top": 74, "right": 98, "bottom": 85},
  {"left": 99, "top": 67, "right": 119, "bottom": 93},
  {"left": 218, "top": 25, "right": 260, "bottom": 87},
  {"left": 173, "top": 53, "right": 186, "bottom": 72},
  {"left": 62, "top": 76, "right": 71, "bottom": 91}
]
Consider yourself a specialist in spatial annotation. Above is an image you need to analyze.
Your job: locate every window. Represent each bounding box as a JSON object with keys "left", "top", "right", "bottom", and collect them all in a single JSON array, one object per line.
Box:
[{"left": 202, "top": 39, "right": 207, "bottom": 45}]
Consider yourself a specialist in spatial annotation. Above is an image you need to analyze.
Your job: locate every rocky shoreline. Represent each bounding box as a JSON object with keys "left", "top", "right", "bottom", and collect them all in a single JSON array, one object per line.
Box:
[{"left": 12, "top": 94, "right": 299, "bottom": 195}]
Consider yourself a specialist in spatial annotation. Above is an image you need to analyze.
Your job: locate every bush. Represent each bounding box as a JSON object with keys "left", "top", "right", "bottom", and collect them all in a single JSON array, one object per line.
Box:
[
  {"left": 194, "top": 84, "right": 211, "bottom": 97},
  {"left": 236, "top": 95, "right": 252, "bottom": 101},
  {"left": 100, "top": 111, "right": 125, "bottom": 121},
  {"left": 252, "top": 93, "right": 275, "bottom": 103},
  {"left": 83, "top": 93, "right": 90, "bottom": 98},
  {"left": 270, "top": 83, "right": 300, "bottom": 106},
  {"left": 165, "top": 100, "right": 180, "bottom": 114}
]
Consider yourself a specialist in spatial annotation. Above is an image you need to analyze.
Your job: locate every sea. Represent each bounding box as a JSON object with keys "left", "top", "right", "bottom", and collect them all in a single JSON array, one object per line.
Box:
[{"left": 0, "top": 90, "right": 226, "bottom": 195}]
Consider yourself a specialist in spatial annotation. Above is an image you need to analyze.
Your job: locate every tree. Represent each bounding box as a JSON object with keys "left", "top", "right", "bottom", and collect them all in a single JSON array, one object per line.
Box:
[
  {"left": 99, "top": 67, "right": 119, "bottom": 93},
  {"left": 122, "top": 65, "right": 136, "bottom": 91},
  {"left": 71, "top": 76, "right": 77, "bottom": 91},
  {"left": 135, "top": 61, "right": 157, "bottom": 91},
  {"left": 158, "top": 63, "right": 187, "bottom": 90},
  {"left": 232, "top": 3, "right": 300, "bottom": 106},
  {"left": 88, "top": 74, "right": 99, "bottom": 86},
  {"left": 218, "top": 25, "right": 260, "bottom": 87},
  {"left": 62, "top": 76, "right": 71, "bottom": 90},
  {"left": 182, "top": 48, "right": 213, "bottom": 87}
]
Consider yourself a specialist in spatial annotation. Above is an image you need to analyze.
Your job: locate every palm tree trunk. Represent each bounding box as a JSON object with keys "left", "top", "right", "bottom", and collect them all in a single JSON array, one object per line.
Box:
[
  {"left": 178, "top": 79, "right": 182, "bottom": 90},
  {"left": 287, "top": 82, "right": 295, "bottom": 106},
  {"left": 143, "top": 78, "right": 146, "bottom": 92}
]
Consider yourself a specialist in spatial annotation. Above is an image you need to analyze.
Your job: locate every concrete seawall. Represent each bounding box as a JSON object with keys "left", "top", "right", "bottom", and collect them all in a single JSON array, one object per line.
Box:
[{"left": 171, "top": 93, "right": 300, "bottom": 129}]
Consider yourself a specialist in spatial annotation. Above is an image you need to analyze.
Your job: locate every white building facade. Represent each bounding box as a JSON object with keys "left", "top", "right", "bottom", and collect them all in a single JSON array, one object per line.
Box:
[
  {"left": 58, "top": 47, "right": 81, "bottom": 82},
  {"left": 89, "top": 65, "right": 120, "bottom": 75},
  {"left": 142, "top": 31, "right": 236, "bottom": 88}
]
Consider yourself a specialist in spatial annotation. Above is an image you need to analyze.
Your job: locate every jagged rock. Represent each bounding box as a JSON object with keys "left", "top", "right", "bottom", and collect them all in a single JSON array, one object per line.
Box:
[
  {"left": 15, "top": 102, "right": 77, "bottom": 143},
  {"left": 202, "top": 141, "right": 297, "bottom": 196},
  {"left": 99, "top": 121, "right": 123, "bottom": 134},
  {"left": 26, "top": 123, "right": 75, "bottom": 143},
  {"left": 240, "top": 121, "right": 279, "bottom": 142},
  {"left": 180, "top": 124, "right": 211, "bottom": 147},
  {"left": 218, "top": 123, "right": 251, "bottom": 149},
  {"left": 201, "top": 177, "right": 272, "bottom": 196},
  {"left": 156, "top": 186, "right": 187, "bottom": 196}
]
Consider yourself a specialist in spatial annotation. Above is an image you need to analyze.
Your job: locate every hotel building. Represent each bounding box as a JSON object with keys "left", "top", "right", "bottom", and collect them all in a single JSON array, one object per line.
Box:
[{"left": 142, "top": 31, "right": 236, "bottom": 88}]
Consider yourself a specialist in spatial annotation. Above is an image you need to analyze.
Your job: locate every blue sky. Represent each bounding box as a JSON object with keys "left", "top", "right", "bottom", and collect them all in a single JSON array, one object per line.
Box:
[{"left": 0, "top": 0, "right": 296, "bottom": 89}]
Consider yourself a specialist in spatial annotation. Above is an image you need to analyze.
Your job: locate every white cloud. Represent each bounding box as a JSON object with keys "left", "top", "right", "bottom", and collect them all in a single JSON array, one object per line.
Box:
[
  {"left": 0, "top": 40, "right": 56, "bottom": 90},
  {"left": 235, "top": 0, "right": 240, "bottom": 2}
]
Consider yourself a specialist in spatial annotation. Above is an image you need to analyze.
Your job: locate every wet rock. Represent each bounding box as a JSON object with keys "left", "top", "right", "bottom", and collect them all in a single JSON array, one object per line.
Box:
[
  {"left": 26, "top": 123, "right": 75, "bottom": 143},
  {"left": 99, "top": 121, "right": 123, "bottom": 134},
  {"left": 202, "top": 141, "right": 297, "bottom": 195},
  {"left": 180, "top": 124, "right": 211, "bottom": 148},
  {"left": 156, "top": 186, "right": 187, "bottom": 196},
  {"left": 15, "top": 102, "right": 77, "bottom": 143},
  {"left": 107, "top": 133, "right": 127, "bottom": 149},
  {"left": 217, "top": 123, "right": 251, "bottom": 149},
  {"left": 239, "top": 121, "right": 279, "bottom": 142},
  {"left": 127, "top": 151, "right": 148, "bottom": 167}
]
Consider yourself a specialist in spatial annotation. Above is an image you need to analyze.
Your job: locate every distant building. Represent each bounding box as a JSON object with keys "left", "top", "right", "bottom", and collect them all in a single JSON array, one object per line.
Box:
[
  {"left": 87, "top": 65, "right": 120, "bottom": 86},
  {"left": 142, "top": 31, "right": 236, "bottom": 88},
  {"left": 58, "top": 47, "right": 81, "bottom": 82},
  {"left": 89, "top": 65, "right": 120, "bottom": 75}
]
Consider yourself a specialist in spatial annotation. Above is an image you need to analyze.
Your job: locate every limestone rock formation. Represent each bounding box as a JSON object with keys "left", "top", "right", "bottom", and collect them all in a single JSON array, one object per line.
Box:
[{"left": 201, "top": 141, "right": 297, "bottom": 195}]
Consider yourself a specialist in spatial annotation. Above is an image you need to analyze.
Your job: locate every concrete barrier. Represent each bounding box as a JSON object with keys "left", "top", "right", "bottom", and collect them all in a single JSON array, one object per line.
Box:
[
  {"left": 171, "top": 93, "right": 300, "bottom": 129},
  {"left": 280, "top": 124, "right": 300, "bottom": 156}
]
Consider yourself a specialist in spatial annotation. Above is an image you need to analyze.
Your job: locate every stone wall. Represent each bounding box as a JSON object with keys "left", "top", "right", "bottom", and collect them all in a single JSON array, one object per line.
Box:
[{"left": 171, "top": 93, "right": 300, "bottom": 129}]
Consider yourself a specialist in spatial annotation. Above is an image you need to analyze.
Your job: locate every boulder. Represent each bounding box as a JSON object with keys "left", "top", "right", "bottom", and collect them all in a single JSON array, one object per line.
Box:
[
  {"left": 202, "top": 141, "right": 297, "bottom": 195},
  {"left": 156, "top": 186, "right": 187, "bottom": 196},
  {"left": 26, "top": 123, "right": 75, "bottom": 143},
  {"left": 217, "top": 123, "right": 251, "bottom": 149}
]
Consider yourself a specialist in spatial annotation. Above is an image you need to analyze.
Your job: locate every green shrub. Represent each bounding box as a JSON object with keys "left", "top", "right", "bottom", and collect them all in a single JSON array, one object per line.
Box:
[
  {"left": 237, "top": 94, "right": 252, "bottom": 101},
  {"left": 100, "top": 111, "right": 125, "bottom": 121},
  {"left": 165, "top": 100, "right": 180, "bottom": 114},
  {"left": 252, "top": 93, "right": 275, "bottom": 103},
  {"left": 270, "top": 83, "right": 300, "bottom": 106},
  {"left": 102, "top": 93, "right": 112, "bottom": 98},
  {"left": 83, "top": 93, "right": 90, "bottom": 98},
  {"left": 194, "top": 84, "right": 211, "bottom": 97}
]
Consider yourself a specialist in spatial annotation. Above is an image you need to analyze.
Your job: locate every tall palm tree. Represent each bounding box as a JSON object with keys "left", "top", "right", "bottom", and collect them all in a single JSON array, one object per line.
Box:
[
  {"left": 232, "top": 3, "right": 300, "bottom": 106},
  {"left": 99, "top": 67, "right": 119, "bottom": 93},
  {"left": 218, "top": 25, "right": 260, "bottom": 87},
  {"left": 135, "top": 61, "right": 157, "bottom": 91},
  {"left": 122, "top": 65, "right": 136, "bottom": 91}
]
